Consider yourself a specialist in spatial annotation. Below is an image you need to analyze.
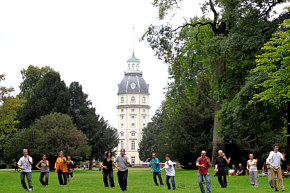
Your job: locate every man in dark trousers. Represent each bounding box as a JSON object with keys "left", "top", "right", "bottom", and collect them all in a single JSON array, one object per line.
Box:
[
  {"left": 115, "top": 149, "right": 130, "bottom": 192},
  {"left": 214, "top": 150, "right": 230, "bottom": 188},
  {"left": 151, "top": 153, "right": 164, "bottom": 186}
]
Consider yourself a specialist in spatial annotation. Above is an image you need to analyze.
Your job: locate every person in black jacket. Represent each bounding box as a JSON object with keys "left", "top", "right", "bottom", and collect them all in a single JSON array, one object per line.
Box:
[
  {"left": 100, "top": 152, "right": 115, "bottom": 188},
  {"left": 214, "top": 150, "right": 231, "bottom": 188}
]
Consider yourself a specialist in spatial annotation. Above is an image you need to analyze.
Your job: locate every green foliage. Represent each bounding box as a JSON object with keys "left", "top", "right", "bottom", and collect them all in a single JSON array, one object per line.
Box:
[
  {"left": 17, "top": 71, "right": 69, "bottom": 129},
  {"left": 139, "top": 75, "right": 214, "bottom": 168},
  {"left": 219, "top": 71, "right": 287, "bottom": 164},
  {"left": 253, "top": 19, "right": 290, "bottom": 104},
  {"left": 19, "top": 65, "right": 53, "bottom": 98},
  {"left": 143, "top": 0, "right": 289, "bottom": 163},
  {"left": 15, "top": 67, "right": 118, "bottom": 166},
  {"left": 0, "top": 74, "right": 26, "bottom": 134},
  {"left": 67, "top": 82, "right": 118, "bottom": 162},
  {"left": 3, "top": 113, "right": 90, "bottom": 161}
]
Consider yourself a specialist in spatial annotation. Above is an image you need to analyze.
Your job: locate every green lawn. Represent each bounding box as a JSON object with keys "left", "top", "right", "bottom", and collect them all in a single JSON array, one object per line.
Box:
[{"left": 0, "top": 168, "right": 288, "bottom": 192}]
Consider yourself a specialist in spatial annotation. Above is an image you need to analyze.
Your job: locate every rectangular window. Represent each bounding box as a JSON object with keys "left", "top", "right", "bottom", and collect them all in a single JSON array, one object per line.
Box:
[
  {"left": 131, "top": 132, "right": 135, "bottom": 137},
  {"left": 131, "top": 141, "right": 135, "bottom": 150},
  {"left": 131, "top": 109, "right": 135, "bottom": 112},
  {"left": 131, "top": 156, "right": 135, "bottom": 164}
]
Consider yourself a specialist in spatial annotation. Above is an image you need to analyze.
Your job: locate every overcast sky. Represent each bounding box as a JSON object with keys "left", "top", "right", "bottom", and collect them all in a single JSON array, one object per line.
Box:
[{"left": 0, "top": 0, "right": 287, "bottom": 127}]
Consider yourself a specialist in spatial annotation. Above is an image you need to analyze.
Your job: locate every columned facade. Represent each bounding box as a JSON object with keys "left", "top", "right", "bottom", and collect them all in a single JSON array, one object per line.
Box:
[{"left": 117, "top": 52, "right": 150, "bottom": 164}]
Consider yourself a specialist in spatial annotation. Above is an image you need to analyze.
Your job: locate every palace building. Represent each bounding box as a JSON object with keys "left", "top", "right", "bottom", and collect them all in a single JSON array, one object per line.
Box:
[{"left": 116, "top": 52, "right": 150, "bottom": 164}]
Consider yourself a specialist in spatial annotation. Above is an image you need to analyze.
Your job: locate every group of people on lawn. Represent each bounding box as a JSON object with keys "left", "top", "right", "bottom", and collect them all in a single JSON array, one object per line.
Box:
[{"left": 17, "top": 144, "right": 288, "bottom": 192}]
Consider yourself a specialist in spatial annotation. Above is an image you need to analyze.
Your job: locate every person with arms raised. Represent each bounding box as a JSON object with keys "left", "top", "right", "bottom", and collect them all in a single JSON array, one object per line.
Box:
[
  {"left": 18, "top": 149, "right": 33, "bottom": 192},
  {"left": 151, "top": 153, "right": 164, "bottom": 186},
  {"left": 214, "top": 150, "right": 230, "bottom": 188}
]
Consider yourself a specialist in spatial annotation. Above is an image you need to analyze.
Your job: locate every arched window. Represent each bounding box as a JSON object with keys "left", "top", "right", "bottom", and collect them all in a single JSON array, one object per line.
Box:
[
  {"left": 131, "top": 141, "right": 135, "bottom": 150},
  {"left": 121, "top": 97, "right": 124, "bottom": 103},
  {"left": 131, "top": 96, "right": 135, "bottom": 103}
]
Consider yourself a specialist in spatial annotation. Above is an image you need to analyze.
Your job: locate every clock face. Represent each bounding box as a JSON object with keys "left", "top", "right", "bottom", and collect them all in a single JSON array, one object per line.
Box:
[{"left": 130, "top": 82, "right": 136, "bottom": 90}]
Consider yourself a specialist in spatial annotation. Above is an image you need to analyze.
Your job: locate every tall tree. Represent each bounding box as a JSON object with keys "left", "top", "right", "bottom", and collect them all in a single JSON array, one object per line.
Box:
[
  {"left": 0, "top": 74, "right": 25, "bottom": 160},
  {"left": 17, "top": 71, "right": 69, "bottom": 129},
  {"left": 253, "top": 18, "right": 290, "bottom": 161},
  {"left": 143, "top": 0, "right": 289, "bottom": 162},
  {"left": 67, "top": 82, "right": 118, "bottom": 169}
]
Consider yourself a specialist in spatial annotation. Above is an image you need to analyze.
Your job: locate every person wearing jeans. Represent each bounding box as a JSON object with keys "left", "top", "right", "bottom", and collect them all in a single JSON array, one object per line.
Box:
[
  {"left": 196, "top": 151, "right": 212, "bottom": 193},
  {"left": 161, "top": 154, "right": 176, "bottom": 190},
  {"left": 115, "top": 149, "right": 130, "bottom": 192},
  {"left": 36, "top": 154, "right": 50, "bottom": 187},
  {"left": 267, "top": 144, "right": 286, "bottom": 192},
  {"left": 18, "top": 149, "right": 33, "bottom": 192},
  {"left": 151, "top": 153, "right": 164, "bottom": 186}
]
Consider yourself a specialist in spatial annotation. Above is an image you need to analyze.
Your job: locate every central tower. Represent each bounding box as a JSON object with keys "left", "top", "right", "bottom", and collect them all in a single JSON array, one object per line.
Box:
[{"left": 117, "top": 52, "right": 150, "bottom": 165}]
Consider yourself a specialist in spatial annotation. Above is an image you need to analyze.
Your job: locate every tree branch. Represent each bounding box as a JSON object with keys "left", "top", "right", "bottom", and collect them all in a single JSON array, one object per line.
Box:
[
  {"left": 261, "top": 0, "right": 284, "bottom": 17},
  {"left": 171, "top": 22, "right": 214, "bottom": 32}
]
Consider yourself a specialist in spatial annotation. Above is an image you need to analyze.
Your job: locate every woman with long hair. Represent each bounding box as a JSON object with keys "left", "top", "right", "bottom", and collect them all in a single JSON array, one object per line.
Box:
[
  {"left": 100, "top": 152, "right": 115, "bottom": 188},
  {"left": 67, "top": 156, "right": 74, "bottom": 184}
]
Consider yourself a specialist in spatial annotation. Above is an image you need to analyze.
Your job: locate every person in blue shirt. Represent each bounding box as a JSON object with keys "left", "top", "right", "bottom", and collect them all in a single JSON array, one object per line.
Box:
[{"left": 151, "top": 153, "right": 164, "bottom": 186}]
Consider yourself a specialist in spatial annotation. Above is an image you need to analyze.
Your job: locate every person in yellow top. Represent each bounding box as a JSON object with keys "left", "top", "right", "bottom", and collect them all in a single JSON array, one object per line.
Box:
[{"left": 55, "top": 151, "right": 68, "bottom": 185}]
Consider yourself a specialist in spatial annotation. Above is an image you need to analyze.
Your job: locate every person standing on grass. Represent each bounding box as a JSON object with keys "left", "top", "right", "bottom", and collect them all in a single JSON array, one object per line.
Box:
[
  {"left": 161, "top": 154, "right": 176, "bottom": 190},
  {"left": 196, "top": 150, "right": 211, "bottom": 193},
  {"left": 151, "top": 153, "right": 164, "bottom": 186},
  {"left": 55, "top": 151, "right": 68, "bottom": 185},
  {"left": 100, "top": 152, "right": 115, "bottom": 188},
  {"left": 36, "top": 154, "right": 49, "bottom": 187},
  {"left": 18, "top": 148, "right": 33, "bottom": 192},
  {"left": 66, "top": 156, "right": 74, "bottom": 184},
  {"left": 267, "top": 144, "right": 286, "bottom": 192},
  {"left": 247, "top": 154, "right": 258, "bottom": 187},
  {"left": 115, "top": 149, "right": 130, "bottom": 192},
  {"left": 214, "top": 150, "right": 230, "bottom": 188}
]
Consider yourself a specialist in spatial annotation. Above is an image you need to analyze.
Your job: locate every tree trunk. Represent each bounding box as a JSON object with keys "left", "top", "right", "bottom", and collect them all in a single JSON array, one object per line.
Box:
[
  {"left": 211, "top": 100, "right": 224, "bottom": 164},
  {"left": 211, "top": 60, "right": 225, "bottom": 164},
  {"left": 89, "top": 153, "right": 93, "bottom": 170},
  {"left": 287, "top": 101, "right": 290, "bottom": 164}
]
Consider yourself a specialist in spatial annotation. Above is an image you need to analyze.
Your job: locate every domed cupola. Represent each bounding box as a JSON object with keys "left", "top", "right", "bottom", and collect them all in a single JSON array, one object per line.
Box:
[{"left": 118, "top": 52, "right": 149, "bottom": 95}]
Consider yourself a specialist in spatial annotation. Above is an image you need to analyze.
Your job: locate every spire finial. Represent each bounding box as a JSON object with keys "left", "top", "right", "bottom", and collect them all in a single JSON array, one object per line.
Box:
[{"left": 133, "top": 27, "right": 135, "bottom": 56}]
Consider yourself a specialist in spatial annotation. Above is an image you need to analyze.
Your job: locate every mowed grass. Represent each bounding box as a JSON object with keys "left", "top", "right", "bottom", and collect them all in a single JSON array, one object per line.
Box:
[{"left": 0, "top": 168, "right": 289, "bottom": 193}]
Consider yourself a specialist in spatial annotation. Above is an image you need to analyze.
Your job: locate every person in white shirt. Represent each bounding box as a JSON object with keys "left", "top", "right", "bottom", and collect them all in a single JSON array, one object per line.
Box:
[
  {"left": 267, "top": 144, "right": 286, "bottom": 192},
  {"left": 18, "top": 149, "right": 33, "bottom": 192},
  {"left": 247, "top": 154, "right": 258, "bottom": 187},
  {"left": 161, "top": 154, "right": 176, "bottom": 190}
]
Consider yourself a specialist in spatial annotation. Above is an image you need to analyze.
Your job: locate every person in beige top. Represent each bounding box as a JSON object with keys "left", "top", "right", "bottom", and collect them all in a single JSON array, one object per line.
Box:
[{"left": 247, "top": 154, "right": 258, "bottom": 187}]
